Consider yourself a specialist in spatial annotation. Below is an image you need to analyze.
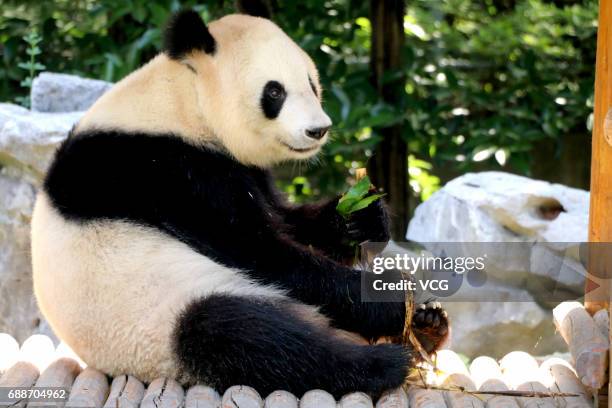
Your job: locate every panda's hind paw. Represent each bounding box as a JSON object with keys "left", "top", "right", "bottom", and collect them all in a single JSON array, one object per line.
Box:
[{"left": 411, "top": 301, "right": 449, "bottom": 355}]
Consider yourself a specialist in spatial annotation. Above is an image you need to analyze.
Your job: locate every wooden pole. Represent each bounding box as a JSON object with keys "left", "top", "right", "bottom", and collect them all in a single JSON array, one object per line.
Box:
[
  {"left": 584, "top": 2, "right": 612, "bottom": 405},
  {"left": 586, "top": 0, "right": 612, "bottom": 316},
  {"left": 368, "top": 0, "right": 408, "bottom": 241}
]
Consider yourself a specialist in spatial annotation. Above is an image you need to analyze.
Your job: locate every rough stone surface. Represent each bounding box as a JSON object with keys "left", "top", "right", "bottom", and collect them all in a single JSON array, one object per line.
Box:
[
  {"left": 447, "top": 301, "right": 567, "bottom": 358},
  {"left": 31, "top": 72, "right": 112, "bottom": 113},
  {"left": 0, "top": 168, "right": 47, "bottom": 342},
  {"left": 0, "top": 102, "right": 84, "bottom": 342},
  {"left": 406, "top": 171, "right": 589, "bottom": 358},
  {"left": 0, "top": 103, "right": 83, "bottom": 181}
]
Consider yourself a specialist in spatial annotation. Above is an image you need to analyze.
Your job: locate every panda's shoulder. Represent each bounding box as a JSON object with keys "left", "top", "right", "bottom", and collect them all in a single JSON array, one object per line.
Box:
[
  {"left": 51, "top": 129, "right": 239, "bottom": 176},
  {"left": 45, "top": 129, "right": 270, "bottom": 205}
]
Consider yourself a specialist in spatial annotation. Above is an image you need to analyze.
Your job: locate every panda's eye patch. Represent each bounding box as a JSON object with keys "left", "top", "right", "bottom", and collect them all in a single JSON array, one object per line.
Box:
[
  {"left": 261, "top": 81, "right": 287, "bottom": 119},
  {"left": 264, "top": 81, "right": 285, "bottom": 100}
]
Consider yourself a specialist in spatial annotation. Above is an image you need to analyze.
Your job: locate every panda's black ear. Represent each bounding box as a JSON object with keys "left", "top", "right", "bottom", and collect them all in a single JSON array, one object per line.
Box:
[
  {"left": 164, "top": 10, "right": 216, "bottom": 59},
  {"left": 236, "top": 0, "right": 273, "bottom": 19}
]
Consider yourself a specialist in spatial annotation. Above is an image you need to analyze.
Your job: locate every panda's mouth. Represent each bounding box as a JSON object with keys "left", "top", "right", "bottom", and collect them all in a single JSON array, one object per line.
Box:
[{"left": 280, "top": 141, "right": 320, "bottom": 153}]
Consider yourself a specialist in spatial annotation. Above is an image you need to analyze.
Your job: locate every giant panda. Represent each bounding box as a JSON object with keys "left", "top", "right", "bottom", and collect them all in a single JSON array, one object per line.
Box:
[{"left": 31, "top": 8, "right": 449, "bottom": 399}]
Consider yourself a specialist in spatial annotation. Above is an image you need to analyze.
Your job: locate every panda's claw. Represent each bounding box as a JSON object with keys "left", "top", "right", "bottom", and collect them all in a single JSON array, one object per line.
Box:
[{"left": 425, "top": 301, "right": 441, "bottom": 309}]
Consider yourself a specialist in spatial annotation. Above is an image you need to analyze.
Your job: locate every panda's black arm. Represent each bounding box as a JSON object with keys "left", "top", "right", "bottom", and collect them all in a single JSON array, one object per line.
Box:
[
  {"left": 278, "top": 199, "right": 355, "bottom": 263},
  {"left": 278, "top": 197, "right": 392, "bottom": 264},
  {"left": 258, "top": 176, "right": 391, "bottom": 264}
]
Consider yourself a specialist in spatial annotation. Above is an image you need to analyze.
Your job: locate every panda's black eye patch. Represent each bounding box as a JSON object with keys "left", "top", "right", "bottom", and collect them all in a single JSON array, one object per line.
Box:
[{"left": 261, "top": 81, "right": 286, "bottom": 119}]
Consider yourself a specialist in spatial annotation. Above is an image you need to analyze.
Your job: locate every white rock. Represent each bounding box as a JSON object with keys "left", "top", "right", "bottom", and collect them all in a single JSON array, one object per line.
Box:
[
  {"left": 407, "top": 171, "right": 589, "bottom": 244},
  {"left": 0, "top": 169, "right": 56, "bottom": 343},
  {"left": 0, "top": 102, "right": 81, "bottom": 342},
  {"left": 31, "top": 72, "right": 112, "bottom": 113},
  {"left": 0, "top": 103, "right": 83, "bottom": 181},
  {"left": 446, "top": 300, "right": 566, "bottom": 358}
]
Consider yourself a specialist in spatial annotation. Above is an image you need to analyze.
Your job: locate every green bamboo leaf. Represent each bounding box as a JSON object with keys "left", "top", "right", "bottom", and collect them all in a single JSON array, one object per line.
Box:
[
  {"left": 346, "top": 193, "right": 386, "bottom": 213},
  {"left": 342, "top": 176, "right": 371, "bottom": 201},
  {"left": 336, "top": 176, "right": 378, "bottom": 217},
  {"left": 336, "top": 197, "right": 359, "bottom": 215}
]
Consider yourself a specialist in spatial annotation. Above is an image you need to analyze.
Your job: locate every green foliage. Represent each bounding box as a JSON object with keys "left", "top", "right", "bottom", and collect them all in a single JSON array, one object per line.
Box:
[
  {"left": 408, "top": 155, "right": 441, "bottom": 201},
  {"left": 336, "top": 175, "right": 385, "bottom": 218},
  {"left": 15, "top": 30, "right": 45, "bottom": 107},
  {"left": 0, "top": 0, "right": 598, "bottom": 206},
  {"left": 402, "top": 0, "right": 597, "bottom": 182}
]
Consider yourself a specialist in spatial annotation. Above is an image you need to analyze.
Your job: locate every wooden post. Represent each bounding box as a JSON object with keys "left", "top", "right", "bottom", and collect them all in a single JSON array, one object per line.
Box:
[
  {"left": 586, "top": 0, "right": 612, "bottom": 315},
  {"left": 368, "top": 0, "right": 408, "bottom": 241},
  {"left": 584, "top": 2, "right": 612, "bottom": 406}
]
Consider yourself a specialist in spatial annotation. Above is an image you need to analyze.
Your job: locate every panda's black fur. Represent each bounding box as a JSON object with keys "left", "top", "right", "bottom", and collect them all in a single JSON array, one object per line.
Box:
[{"left": 164, "top": 10, "right": 216, "bottom": 58}]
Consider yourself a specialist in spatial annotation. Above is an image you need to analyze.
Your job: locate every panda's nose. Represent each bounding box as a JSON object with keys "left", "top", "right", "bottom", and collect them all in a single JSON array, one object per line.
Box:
[{"left": 305, "top": 126, "right": 331, "bottom": 140}]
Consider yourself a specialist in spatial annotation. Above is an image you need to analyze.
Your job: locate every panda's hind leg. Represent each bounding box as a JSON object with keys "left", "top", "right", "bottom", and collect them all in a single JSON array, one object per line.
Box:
[{"left": 173, "top": 294, "right": 411, "bottom": 399}]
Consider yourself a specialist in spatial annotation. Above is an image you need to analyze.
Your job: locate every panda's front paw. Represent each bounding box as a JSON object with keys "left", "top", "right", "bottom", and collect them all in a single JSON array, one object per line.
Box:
[
  {"left": 412, "top": 301, "right": 449, "bottom": 355},
  {"left": 345, "top": 197, "right": 390, "bottom": 244}
]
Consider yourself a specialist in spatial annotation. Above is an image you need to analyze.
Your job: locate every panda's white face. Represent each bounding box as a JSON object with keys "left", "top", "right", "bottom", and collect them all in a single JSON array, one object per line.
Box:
[
  {"left": 198, "top": 15, "right": 332, "bottom": 167},
  {"left": 75, "top": 14, "right": 331, "bottom": 168}
]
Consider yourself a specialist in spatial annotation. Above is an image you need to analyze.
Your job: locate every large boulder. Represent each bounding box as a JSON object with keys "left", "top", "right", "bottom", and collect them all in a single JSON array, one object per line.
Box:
[
  {"left": 31, "top": 72, "right": 112, "bottom": 113},
  {"left": 407, "top": 171, "right": 588, "bottom": 245},
  {"left": 406, "top": 171, "right": 589, "bottom": 358},
  {"left": 0, "top": 72, "right": 102, "bottom": 342}
]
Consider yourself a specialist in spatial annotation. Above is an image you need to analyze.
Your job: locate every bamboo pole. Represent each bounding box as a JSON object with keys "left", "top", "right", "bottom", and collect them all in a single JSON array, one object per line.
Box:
[
  {"left": 299, "top": 390, "right": 336, "bottom": 408},
  {"left": 140, "top": 378, "right": 183, "bottom": 408},
  {"left": 65, "top": 367, "right": 109, "bottom": 408},
  {"left": 184, "top": 385, "right": 220, "bottom": 408},
  {"left": 103, "top": 375, "right": 145, "bottom": 408},
  {"left": 553, "top": 301, "right": 608, "bottom": 390},
  {"left": 264, "top": 390, "right": 298, "bottom": 408},
  {"left": 221, "top": 386, "right": 263, "bottom": 408}
]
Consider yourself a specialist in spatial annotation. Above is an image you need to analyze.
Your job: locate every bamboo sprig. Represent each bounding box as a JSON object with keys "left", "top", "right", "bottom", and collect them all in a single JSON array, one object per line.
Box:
[{"left": 401, "top": 270, "right": 438, "bottom": 369}]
